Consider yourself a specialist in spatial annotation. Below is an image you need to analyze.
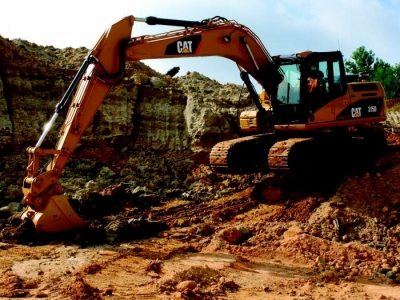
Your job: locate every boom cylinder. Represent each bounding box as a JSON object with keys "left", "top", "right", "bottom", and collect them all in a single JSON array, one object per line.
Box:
[
  {"left": 35, "top": 55, "right": 95, "bottom": 148},
  {"left": 135, "top": 16, "right": 203, "bottom": 27}
]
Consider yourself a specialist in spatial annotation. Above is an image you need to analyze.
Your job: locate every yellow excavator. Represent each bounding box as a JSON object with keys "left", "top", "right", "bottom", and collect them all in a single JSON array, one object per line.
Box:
[
  {"left": 211, "top": 50, "right": 386, "bottom": 173},
  {"left": 20, "top": 15, "right": 386, "bottom": 233}
]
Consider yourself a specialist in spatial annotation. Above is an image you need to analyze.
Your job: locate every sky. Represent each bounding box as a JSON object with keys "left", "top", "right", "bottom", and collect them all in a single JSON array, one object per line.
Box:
[{"left": 1, "top": 0, "right": 399, "bottom": 88}]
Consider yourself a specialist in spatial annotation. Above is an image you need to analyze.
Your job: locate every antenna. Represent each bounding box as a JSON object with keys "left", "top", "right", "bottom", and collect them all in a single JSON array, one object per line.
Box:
[{"left": 337, "top": 39, "right": 341, "bottom": 51}]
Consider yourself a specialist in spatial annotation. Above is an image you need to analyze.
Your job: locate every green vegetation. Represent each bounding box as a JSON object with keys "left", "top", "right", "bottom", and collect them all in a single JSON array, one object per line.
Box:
[{"left": 345, "top": 46, "right": 400, "bottom": 99}]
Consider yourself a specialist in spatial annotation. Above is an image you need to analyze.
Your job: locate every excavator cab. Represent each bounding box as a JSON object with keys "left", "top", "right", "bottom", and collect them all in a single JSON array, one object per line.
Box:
[
  {"left": 263, "top": 50, "right": 385, "bottom": 132},
  {"left": 273, "top": 51, "right": 348, "bottom": 125}
]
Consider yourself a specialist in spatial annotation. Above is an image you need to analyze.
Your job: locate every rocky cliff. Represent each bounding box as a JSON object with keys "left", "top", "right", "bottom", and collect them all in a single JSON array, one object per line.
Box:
[{"left": 0, "top": 36, "right": 253, "bottom": 204}]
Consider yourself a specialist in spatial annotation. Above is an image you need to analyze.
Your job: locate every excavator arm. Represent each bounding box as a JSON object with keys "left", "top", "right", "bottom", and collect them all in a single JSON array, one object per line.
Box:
[
  {"left": 21, "top": 15, "right": 282, "bottom": 233},
  {"left": 21, "top": 16, "right": 135, "bottom": 232}
]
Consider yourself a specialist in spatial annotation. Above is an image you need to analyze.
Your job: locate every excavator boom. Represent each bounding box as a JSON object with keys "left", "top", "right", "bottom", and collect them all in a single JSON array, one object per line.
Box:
[{"left": 127, "top": 16, "right": 283, "bottom": 94}]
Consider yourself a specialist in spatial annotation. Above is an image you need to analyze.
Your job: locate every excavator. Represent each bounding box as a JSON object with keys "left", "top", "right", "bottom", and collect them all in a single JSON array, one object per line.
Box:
[{"left": 20, "top": 15, "right": 386, "bottom": 233}]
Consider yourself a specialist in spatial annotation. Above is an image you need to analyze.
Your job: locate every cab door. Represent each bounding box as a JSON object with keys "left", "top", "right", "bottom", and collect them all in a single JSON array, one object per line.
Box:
[{"left": 304, "top": 52, "right": 347, "bottom": 124}]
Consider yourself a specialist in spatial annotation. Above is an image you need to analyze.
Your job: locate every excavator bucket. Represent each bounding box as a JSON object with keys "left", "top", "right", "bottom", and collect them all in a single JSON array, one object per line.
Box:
[{"left": 21, "top": 195, "right": 86, "bottom": 233}]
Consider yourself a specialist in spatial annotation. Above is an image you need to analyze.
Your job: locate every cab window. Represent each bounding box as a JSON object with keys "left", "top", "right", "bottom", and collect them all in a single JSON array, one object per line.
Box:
[{"left": 276, "top": 64, "right": 301, "bottom": 104}]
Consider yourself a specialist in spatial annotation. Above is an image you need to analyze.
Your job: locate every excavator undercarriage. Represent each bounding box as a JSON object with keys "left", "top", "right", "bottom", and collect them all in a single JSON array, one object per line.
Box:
[{"left": 210, "top": 124, "right": 387, "bottom": 174}]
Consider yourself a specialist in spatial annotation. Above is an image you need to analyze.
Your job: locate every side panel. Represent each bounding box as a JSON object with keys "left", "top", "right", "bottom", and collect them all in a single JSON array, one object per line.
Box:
[{"left": 337, "top": 82, "right": 386, "bottom": 121}]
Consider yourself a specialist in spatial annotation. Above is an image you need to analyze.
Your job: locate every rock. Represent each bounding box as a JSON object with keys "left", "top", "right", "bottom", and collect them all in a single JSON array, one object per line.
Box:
[
  {"left": 150, "top": 76, "right": 168, "bottom": 88},
  {"left": 103, "top": 288, "right": 113, "bottom": 296},
  {"left": 283, "top": 227, "right": 304, "bottom": 239},
  {"left": 173, "top": 219, "right": 188, "bottom": 227},
  {"left": 196, "top": 224, "right": 215, "bottom": 236},
  {"left": 85, "top": 180, "right": 100, "bottom": 191},
  {"left": 104, "top": 220, "right": 125, "bottom": 243},
  {"left": 98, "top": 167, "right": 116, "bottom": 180},
  {"left": 320, "top": 270, "right": 336, "bottom": 282},
  {"left": 0, "top": 206, "right": 11, "bottom": 218},
  {"left": 205, "top": 236, "right": 228, "bottom": 251},
  {"left": 131, "top": 186, "right": 152, "bottom": 197},
  {"left": 0, "top": 202, "right": 21, "bottom": 218},
  {"left": 131, "top": 73, "right": 150, "bottom": 84},
  {"left": 164, "top": 188, "right": 184, "bottom": 197},
  {"left": 315, "top": 256, "right": 326, "bottom": 266},
  {"left": 176, "top": 280, "right": 197, "bottom": 292},
  {"left": 236, "top": 225, "right": 250, "bottom": 237},
  {"left": 7, "top": 202, "right": 21, "bottom": 214},
  {"left": 2, "top": 218, "right": 37, "bottom": 245},
  {"left": 345, "top": 274, "right": 355, "bottom": 281},
  {"left": 386, "top": 270, "right": 397, "bottom": 279},
  {"left": 35, "top": 291, "right": 49, "bottom": 298},
  {"left": 181, "top": 192, "right": 192, "bottom": 199},
  {"left": 218, "top": 226, "right": 247, "bottom": 244}
]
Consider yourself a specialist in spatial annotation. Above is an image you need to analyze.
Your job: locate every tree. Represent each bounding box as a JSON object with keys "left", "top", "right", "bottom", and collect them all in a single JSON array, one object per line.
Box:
[
  {"left": 388, "top": 64, "right": 400, "bottom": 98},
  {"left": 345, "top": 46, "right": 375, "bottom": 75},
  {"left": 373, "top": 59, "right": 398, "bottom": 99}
]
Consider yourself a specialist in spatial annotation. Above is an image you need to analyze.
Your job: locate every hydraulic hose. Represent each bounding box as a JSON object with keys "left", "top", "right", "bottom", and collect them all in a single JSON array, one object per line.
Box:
[{"left": 36, "top": 54, "right": 94, "bottom": 147}]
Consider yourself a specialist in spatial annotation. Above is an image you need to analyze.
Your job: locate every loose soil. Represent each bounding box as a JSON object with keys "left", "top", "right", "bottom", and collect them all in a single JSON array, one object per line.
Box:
[{"left": 1, "top": 130, "right": 400, "bottom": 299}]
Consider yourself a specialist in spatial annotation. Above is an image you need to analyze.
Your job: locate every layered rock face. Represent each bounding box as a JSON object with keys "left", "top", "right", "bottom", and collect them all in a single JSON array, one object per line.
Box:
[{"left": 0, "top": 36, "right": 253, "bottom": 203}]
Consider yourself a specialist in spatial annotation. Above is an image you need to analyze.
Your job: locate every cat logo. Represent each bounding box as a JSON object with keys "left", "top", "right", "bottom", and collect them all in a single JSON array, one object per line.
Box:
[
  {"left": 177, "top": 41, "right": 193, "bottom": 53},
  {"left": 351, "top": 107, "right": 361, "bottom": 118},
  {"left": 165, "top": 35, "right": 202, "bottom": 55}
]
